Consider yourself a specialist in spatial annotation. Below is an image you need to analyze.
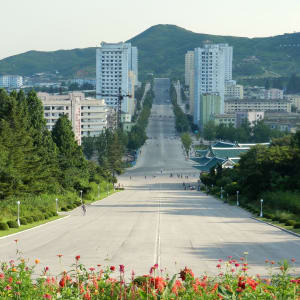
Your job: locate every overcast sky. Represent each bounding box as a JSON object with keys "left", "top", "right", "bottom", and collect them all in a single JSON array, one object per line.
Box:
[{"left": 1, "top": 0, "right": 300, "bottom": 60}]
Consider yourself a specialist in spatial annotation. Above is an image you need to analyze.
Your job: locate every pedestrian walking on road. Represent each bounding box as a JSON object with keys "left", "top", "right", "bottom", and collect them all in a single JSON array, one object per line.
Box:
[{"left": 82, "top": 204, "right": 86, "bottom": 216}]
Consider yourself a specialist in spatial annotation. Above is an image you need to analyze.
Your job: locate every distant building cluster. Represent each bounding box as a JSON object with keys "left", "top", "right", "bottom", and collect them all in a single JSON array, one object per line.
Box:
[
  {"left": 184, "top": 44, "right": 296, "bottom": 132},
  {"left": 0, "top": 75, "right": 23, "bottom": 89}
]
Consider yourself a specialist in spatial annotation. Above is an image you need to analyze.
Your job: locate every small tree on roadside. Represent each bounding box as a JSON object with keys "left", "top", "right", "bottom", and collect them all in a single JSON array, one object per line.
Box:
[{"left": 181, "top": 133, "right": 192, "bottom": 157}]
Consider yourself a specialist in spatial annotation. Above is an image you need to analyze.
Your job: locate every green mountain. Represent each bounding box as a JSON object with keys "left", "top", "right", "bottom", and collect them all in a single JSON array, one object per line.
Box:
[{"left": 0, "top": 24, "right": 300, "bottom": 81}]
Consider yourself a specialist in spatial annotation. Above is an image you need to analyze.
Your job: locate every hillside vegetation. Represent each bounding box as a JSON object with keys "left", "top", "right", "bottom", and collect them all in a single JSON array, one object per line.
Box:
[{"left": 0, "top": 25, "right": 300, "bottom": 80}]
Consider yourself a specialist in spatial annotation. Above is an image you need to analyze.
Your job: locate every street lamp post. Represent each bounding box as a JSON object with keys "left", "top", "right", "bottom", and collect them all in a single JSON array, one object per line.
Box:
[
  {"left": 260, "top": 199, "right": 264, "bottom": 217},
  {"left": 220, "top": 187, "right": 223, "bottom": 199},
  {"left": 17, "top": 201, "right": 20, "bottom": 227},
  {"left": 55, "top": 198, "right": 58, "bottom": 214},
  {"left": 236, "top": 190, "right": 239, "bottom": 206},
  {"left": 80, "top": 190, "right": 83, "bottom": 205}
]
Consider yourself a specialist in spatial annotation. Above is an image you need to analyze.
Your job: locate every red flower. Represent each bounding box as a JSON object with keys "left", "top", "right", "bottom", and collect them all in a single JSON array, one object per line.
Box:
[
  {"left": 59, "top": 277, "right": 66, "bottom": 288},
  {"left": 216, "top": 264, "right": 221, "bottom": 268},
  {"left": 110, "top": 266, "right": 115, "bottom": 271},
  {"left": 179, "top": 267, "right": 194, "bottom": 281},
  {"left": 89, "top": 267, "right": 95, "bottom": 272},
  {"left": 43, "top": 294, "right": 52, "bottom": 299},
  {"left": 75, "top": 255, "right": 80, "bottom": 261},
  {"left": 235, "top": 263, "right": 240, "bottom": 267},
  {"left": 0, "top": 273, "right": 4, "bottom": 280},
  {"left": 119, "top": 264, "right": 125, "bottom": 273},
  {"left": 155, "top": 276, "right": 166, "bottom": 292},
  {"left": 57, "top": 254, "right": 63, "bottom": 258}
]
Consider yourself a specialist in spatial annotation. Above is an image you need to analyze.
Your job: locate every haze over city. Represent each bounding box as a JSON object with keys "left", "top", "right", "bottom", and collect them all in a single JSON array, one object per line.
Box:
[{"left": 1, "top": 0, "right": 300, "bottom": 59}]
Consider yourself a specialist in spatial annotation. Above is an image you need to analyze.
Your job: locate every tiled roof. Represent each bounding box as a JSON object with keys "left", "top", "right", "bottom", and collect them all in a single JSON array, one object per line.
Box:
[
  {"left": 195, "top": 149, "right": 209, "bottom": 157},
  {"left": 211, "top": 147, "right": 249, "bottom": 159},
  {"left": 197, "top": 157, "right": 225, "bottom": 172},
  {"left": 212, "top": 141, "right": 236, "bottom": 148}
]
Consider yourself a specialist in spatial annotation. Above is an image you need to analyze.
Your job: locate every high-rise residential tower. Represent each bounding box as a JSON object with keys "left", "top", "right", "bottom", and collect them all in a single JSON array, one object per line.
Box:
[
  {"left": 96, "top": 42, "right": 138, "bottom": 116},
  {"left": 185, "top": 51, "right": 195, "bottom": 115},
  {"left": 193, "top": 43, "right": 233, "bottom": 128}
]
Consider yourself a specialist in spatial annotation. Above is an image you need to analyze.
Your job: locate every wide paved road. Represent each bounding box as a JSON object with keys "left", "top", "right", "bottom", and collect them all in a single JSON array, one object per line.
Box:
[{"left": 0, "top": 78, "right": 300, "bottom": 277}]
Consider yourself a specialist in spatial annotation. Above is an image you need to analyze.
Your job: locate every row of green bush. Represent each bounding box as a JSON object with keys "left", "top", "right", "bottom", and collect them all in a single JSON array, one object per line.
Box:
[{"left": 0, "top": 211, "right": 58, "bottom": 230}]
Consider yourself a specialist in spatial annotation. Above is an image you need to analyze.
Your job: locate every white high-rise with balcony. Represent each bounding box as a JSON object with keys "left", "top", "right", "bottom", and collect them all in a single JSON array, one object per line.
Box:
[
  {"left": 96, "top": 42, "right": 138, "bottom": 116},
  {"left": 193, "top": 44, "right": 233, "bottom": 127},
  {"left": 0, "top": 75, "right": 23, "bottom": 89}
]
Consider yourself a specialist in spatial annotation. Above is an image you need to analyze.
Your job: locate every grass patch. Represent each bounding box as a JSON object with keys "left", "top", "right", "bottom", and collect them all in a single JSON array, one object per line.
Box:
[
  {"left": 0, "top": 215, "right": 64, "bottom": 238},
  {"left": 256, "top": 217, "right": 300, "bottom": 235}
]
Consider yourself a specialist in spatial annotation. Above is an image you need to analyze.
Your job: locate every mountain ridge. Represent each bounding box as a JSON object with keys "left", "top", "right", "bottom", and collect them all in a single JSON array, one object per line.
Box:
[{"left": 0, "top": 24, "right": 300, "bottom": 81}]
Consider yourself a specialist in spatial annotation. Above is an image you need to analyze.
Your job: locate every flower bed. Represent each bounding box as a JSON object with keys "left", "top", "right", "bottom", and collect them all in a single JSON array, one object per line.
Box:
[{"left": 1, "top": 244, "right": 299, "bottom": 299}]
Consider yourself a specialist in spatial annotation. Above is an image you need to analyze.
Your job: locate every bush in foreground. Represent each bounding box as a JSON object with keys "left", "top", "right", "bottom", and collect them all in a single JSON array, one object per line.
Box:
[{"left": 0, "top": 245, "right": 299, "bottom": 299}]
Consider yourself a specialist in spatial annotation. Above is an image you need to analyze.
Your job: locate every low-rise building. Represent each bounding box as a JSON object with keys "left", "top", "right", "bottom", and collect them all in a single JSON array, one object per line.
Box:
[
  {"left": 236, "top": 111, "right": 264, "bottom": 127},
  {"left": 225, "top": 80, "right": 244, "bottom": 99},
  {"left": 0, "top": 75, "right": 23, "bottom": 89},
  {"left": 264, "top": 88, "right": 284, "bottom": 100},
  {"left": 199, "top": 93, "right": 222, "bottom": 129},
  {"left": 213, "top": 114, "right": 236, "bottom": 126},
  {"left": 285, "top": 94, "right": 300, "bottom": 111},
  {"left": 38, "top": 92, "right": 108, "bottom": 145},
  {"left": 264, "top": 111, "right": 300, "bottom": 133},
  {"left": 225, "top": 98, "right": 291, "bottom": 113}
]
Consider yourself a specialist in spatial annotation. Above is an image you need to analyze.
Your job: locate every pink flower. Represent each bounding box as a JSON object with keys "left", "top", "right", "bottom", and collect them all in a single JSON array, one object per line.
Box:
[
  {"left": 5, "top": 285, "right": 11, "bottom": 290},
  {"left": 216, "top": 264, "right": 221, "bottom": 269},
  {"left": 43, "top": 294, "right": 52, "bottom": 299},
  {"left": 119, "top": 264, "right": 125, "bottom": 273},
  {"left": 235, "top": 263, "right": 240, "bottom": 267},
  {"left": 89, "top": 267, "right": 95, "bottom": 272}
]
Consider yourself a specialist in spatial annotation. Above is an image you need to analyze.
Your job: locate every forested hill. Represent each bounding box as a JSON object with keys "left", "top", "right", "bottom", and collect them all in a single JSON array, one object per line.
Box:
[{"left": 0, "top": 24, "right": 300, "bottom": 80}]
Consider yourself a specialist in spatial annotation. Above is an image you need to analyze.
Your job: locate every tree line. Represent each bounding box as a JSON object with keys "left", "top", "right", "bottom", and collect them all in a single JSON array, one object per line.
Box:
[
  {"left": 202, "top": 120, "right": 285, "bottom": 143},
  {"left": 200, "top": 133, "right": 300, "bottom": 224},
  {"left": 170, "top": 84, "right": 190, "bottom": 133},
  {"left": 0, "top": 89, "right": 109, "bottom": 200},
  {"left": 82, "top": 86, "right": 154, "bottom": 167}
]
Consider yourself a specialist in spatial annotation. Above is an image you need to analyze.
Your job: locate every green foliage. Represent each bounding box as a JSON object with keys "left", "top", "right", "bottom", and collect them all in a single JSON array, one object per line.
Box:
[
  {"left": 203, "top": 131, "right": 300, "bottom": 221},
  {"left": 0, "top": 222, "right": 9, "bottom": 230},
  {"left": 7, "top": 220, "right": 18, "bottom": 228},
  {"left": 181, "top": 133, "right": 192, "bottom": 156},
  {"left": 170, "top": 85, "right": 189, "bottom": 132}
]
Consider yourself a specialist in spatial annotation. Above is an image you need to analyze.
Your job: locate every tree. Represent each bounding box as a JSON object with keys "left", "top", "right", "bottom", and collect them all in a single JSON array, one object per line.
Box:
[
  {"left": 82, "top": 136, "right": 95, "bottom": 160},
  {"left": 181, "top": 133, "right": 192, "bottom": 157},
  {"left": 203, "top": 121, "right": 216, "bottom": 141}
]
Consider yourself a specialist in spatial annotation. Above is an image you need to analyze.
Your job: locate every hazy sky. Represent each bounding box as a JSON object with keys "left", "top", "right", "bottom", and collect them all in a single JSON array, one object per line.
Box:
[{"left": 1, "top": 0, "right": 300, "bottom": 60}]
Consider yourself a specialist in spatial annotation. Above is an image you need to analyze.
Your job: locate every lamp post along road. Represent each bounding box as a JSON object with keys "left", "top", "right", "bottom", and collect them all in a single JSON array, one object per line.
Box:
[
  {"left": 55, "top": 198, "right": 58, "bottom": 214},
  {"left": 17, "top": 201, "right": 20, "bottom": 227},
  {"left": 220, "top": 187, "right": 223, "bottom": 199},
  {"left": 236, "top": 190, "right": 239, "bottom": 206},
  {"left": 260, "top": 199, "right": 264, "bottom": 217},
  {"left": 80, "top": 190, "right": 83, "bottom": 205}
]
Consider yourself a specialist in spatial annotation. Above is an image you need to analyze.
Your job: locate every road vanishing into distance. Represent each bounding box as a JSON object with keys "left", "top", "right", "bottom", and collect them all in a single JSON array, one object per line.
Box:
[{"left": 1, "top": 78, "right": 300, "bottom": 277}]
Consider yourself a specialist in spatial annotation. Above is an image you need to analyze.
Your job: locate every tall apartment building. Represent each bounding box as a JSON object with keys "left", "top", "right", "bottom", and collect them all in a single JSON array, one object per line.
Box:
[
  {"left": 194, "top": 44, "right": 232, "bottom": 127},
  {"left": 96, "top": 42, "right": 138, "bottom": 116},
  {"left": 0, "top": 75, "right": 23, "bottom": 89},
  {"left": 38, "top": 92, "right": 108, "bottom": 145}
]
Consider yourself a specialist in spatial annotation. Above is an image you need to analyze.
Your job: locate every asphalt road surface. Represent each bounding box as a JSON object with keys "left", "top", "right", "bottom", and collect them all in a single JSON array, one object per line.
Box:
[{"left": 0, "top": 78, "right": 300, "bottom": 278}]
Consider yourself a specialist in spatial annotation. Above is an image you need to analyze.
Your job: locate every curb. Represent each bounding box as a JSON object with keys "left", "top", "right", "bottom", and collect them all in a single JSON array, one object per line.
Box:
[
  {"left": 0, "top": 215, "right": 70, "bottom": 240},
  {"left": 251, "top": 217, "right": 300, "bottom": 238}
]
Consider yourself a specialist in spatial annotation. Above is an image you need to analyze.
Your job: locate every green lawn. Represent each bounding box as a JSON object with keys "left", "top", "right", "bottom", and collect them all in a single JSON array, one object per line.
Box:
[
  {"left": 0, "top": 215, "right": 64, "bottom": 238},
  {"left": 257, "top": 217, "right": 300, "bottom": 235}
]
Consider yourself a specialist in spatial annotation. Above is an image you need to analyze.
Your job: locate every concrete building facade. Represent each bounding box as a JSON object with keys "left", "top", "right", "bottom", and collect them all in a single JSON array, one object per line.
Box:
[
  {"left": 225, "top": 99, "right": 291, "bottom": 113},
  {"left": 236, "top": 111, "right": 264, "bottom": 127},
  {"left": 194, "top": 44, "right": 232, "bottom": 126},
  {"left": 225, "top": 80, "right": 244, "bottom": 99},
  {"left": 96, "top": 42, "right": 138, "bottom": 116},
  {"left": 199, "top": 93, "right": 222, "bottom": 129},
  {"left": 38, "top": 92, "right": 108, "bottom": 145},
  {"left": 0, "top": 75, "right": 23, "bottom": 89}
]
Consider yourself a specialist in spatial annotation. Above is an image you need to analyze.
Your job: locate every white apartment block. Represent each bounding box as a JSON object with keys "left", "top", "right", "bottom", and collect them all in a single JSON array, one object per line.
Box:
[
  {"left": 225, "top": 80, "right": 244, "bottom": 99},
  {"left": 38, "top": 92, "right": 108, "bottom": 145},
  {"left": 0, "top": 75, "right": 23, "bottom": 89},
  {"left": 264, "top": 88, "right": 284, "bottom": 100},
  {"left": 225, "top": 99, "right": 292, "bottom": 114},
  {"left": 194, "top": 44, "right": 233, "bottom": 125},
  {"left": 236, "top": 111, "right": 264, "bottom": 127},
  {"left": 96, "top": 42, "right": 138, "bottom": 116}
]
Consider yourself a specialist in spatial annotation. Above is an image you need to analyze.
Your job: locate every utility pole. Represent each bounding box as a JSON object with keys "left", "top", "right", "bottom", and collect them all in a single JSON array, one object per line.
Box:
[{"left": 97, "top": 88, "right": 131, "bottom": 128}]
